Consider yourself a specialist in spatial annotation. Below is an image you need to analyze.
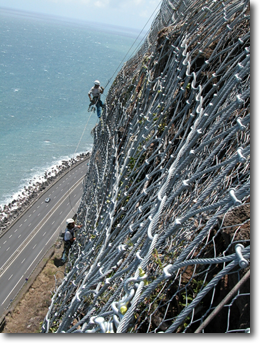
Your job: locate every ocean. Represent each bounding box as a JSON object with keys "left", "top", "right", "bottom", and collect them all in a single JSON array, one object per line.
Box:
[{"left": 0, "top": 9, "right": 139, "bottom": 209}]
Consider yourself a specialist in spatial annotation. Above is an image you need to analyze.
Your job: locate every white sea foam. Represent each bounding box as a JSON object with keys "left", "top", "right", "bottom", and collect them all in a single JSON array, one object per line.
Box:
[
  {"left": 0, "top": 10, "right": 135, "bottom": 213},
  {"left": 0, "top": 147, "right": 92, "bottom": 215}
]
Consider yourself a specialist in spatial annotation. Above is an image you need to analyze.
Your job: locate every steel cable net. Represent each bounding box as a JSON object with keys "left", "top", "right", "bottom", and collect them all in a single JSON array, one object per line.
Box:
[{"left": 42, "top": 0, "right": 250, "bottom": 333}]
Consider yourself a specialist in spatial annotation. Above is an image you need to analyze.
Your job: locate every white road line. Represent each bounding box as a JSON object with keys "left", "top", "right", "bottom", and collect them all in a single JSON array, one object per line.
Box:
[
  {"left": 18, "top": 234, "right": 21, "bottom": 238},
  {"left": 59, "top": 211, "right": 62, "bottom": 215},
  {"left": 6, "top": 247, "right": 10, "bottom": 251},
  {"left": 33, "top": 244, "right": 37, "bottom": 249},
  {"left": 3, "top": 241, "right": 7, "bottom": 244},
  {"left": 29, "top": 214, "right": 32, "bottom": 217},
  {"left": 24, "top": 219, "right": 27, "bottom": 222},
  {"left": 45, "top": 237, "right": 52, "bottom": 245},
  {"left": 21, "top": 258, "right": 25, "bottom": 264},
  {"left": 37, "top": 205, "right": 40, "bottom": 208},
  {"left": 28, "top": 223, "right": 31, "bottom": 226},
  {"left": 9, "top": 235, "right": 12, "bottom": 238},
  {"left": 37, "top": 213, "right": 40, "bottom": 216},
  {"left": 8, "top": 274, "right": 13, "bottom": 280},
  {"left": 0, "top": 172, "right": 85, "bottom": 279},
  {"left": 14, "top": 229, "right": 18, "bottom": 233},
  {"left": 25, "top": 248, "right": 46, "bottom": 274},
  {"left": 1, "top": 275, "right": 23, "bottom": 305},
  {"left": 52, "top": 221, "right": 55, "bottom": 225},
  {"left": 19, "top": 224, "right": 22, "bottom": 227},
  {"left": 43, "top": 232, "right": 46, "bottom": 236},
  {"left": 33, "top": 209, "right": 36, "bottom": 213}
]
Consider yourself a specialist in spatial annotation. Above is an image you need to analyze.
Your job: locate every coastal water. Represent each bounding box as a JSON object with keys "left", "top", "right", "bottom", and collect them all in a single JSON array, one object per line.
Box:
[{"left": 0, "top": 9, "right": 138, "bottom": 209}]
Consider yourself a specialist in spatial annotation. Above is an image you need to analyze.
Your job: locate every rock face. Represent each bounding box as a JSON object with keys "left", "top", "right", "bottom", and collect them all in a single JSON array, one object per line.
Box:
[
  {"left": 41, "top": 0, "right": 250, "bottom": 333},
  {"left": 42, "top": 0, "right": 250, "bottom": 333}
]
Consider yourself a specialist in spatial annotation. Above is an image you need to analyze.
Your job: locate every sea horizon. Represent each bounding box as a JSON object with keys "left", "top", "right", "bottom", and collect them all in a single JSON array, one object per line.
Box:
[{"left": 0, "top": 9, "right": 138, "bottom": 209}]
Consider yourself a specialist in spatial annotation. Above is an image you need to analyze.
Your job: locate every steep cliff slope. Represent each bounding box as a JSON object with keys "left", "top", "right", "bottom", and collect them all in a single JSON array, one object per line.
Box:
[{"left": 42, "top": 0, "right": 250, "bottom": 333}]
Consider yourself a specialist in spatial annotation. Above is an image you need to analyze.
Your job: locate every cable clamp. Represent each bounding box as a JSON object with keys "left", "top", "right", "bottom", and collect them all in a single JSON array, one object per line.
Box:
[
  {"left": 117, "top": 244, "right": 126, "bottom": 253},
  {"left": 235, "top": 244, "right": 249, "bottom": 268},
  {"left": 163, "top": 264, "right": 173, "bottom": 279},
  {"left": 237, "top": 147, "right": 246, "bottom": 163},
  {"left": 229, "top": 189, "right": 242, "bottom": 205}
]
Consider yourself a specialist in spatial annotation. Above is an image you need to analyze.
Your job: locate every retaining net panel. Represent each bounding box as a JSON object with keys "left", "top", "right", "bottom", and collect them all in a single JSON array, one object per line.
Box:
[{"left": 42, "top": 0, "right": 250, "bottom": 333}]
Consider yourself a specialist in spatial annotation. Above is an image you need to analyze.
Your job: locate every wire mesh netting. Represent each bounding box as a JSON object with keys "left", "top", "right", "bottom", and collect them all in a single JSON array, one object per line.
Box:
[{"left": 42, "top": 0, "right": 250, "bottom": 333}]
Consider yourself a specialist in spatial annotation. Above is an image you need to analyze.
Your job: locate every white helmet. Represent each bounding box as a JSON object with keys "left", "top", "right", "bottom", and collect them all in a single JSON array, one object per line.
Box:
[
  {"left": 94, "top": 80, "right": 100, "bottom": 85},
  {"left": 66, "top": 218, "right": 75, "bottom": 225}
]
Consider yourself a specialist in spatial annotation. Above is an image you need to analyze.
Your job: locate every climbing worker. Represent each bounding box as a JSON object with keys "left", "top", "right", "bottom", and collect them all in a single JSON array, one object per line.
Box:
[
  {"left": 88, "top": 80, "right": 104, "bottom": 118},
  {"left": 61, "top": 218, "right": 82, "bottom": 263}
]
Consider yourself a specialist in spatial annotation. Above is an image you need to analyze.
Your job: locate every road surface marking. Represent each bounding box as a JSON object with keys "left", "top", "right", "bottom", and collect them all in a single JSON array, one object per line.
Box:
[
  {"left": 8, "top": 274, "right": 13, "bottom": 280},
  {"left": 9, "top": 235, "right": 12, "bottom": 238},
  {"left": 29, "top": 214, "right": 32, "bottom": 217},
  {"left": 21, "top": 258, "right": 25, "bottom": 264},
  {"left": 43, "top": 232, "right": 46, "bottom": 236},
  {"left": 52, "top": 221, "right": 55, "bottom": 225},
  {"left": 3, "top": 241, "right": 7, "bottom": 244},
  {"left": 1, "top": 275, "right": 23, "bottom": 305},
  {"left": 25, "top": 248, "right": 45, "bottom": 274},
  {"left": 19, "top": 224, "right": 22, "bottom": 227},
  {"left": 33, "top": 244, "right": 37, "bottom": 249},
  {"left": 18, "top": 234, "right": 21, "bottom": 238},
  {"left": 28, "top": 223, "right": 31, "bottom": 227},
  {"left": 45, "top": 236, "right": 52, "bottom": 245},
  {"left": 0, "top": 171, "right": 86, "bottom": 280},
  {"left": 14, "top": 229, "right": 18, "bottom": 233},
  {"left": 6, "top": 247, "right": 10, "bottom": 251},
  {"left": 24, "top": 219, "right": 27, "bottom": 222}
]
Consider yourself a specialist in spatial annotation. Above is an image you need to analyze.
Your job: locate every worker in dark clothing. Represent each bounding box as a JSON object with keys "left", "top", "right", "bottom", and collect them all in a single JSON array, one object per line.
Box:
[
  {"left": 61, "top": 218, "right": 82, "bottom": 263},
  {"left": 88, "top": 80, "right": 104, "bottom": 118}
]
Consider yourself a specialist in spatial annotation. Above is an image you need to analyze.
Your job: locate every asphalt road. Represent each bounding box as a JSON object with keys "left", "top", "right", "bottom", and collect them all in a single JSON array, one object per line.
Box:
[{"left": 0, "top": 159, "right": 88, "bottom": 317}]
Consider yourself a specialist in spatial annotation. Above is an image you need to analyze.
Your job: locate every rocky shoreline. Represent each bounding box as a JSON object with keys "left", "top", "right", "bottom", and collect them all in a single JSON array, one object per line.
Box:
[{"left": 0, "top": 152, "right": 90, "bottom": 235}]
